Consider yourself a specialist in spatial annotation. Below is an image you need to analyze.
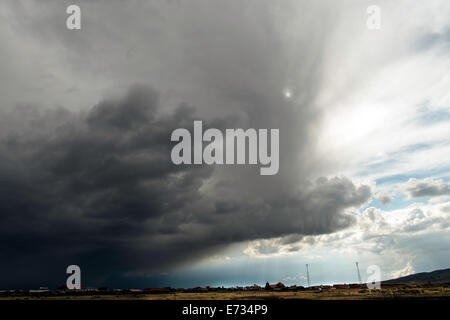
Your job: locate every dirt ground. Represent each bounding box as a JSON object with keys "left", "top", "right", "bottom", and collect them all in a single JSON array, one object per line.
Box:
[{"left": 1, "top": 286, "right": 450, "bottom": 300}]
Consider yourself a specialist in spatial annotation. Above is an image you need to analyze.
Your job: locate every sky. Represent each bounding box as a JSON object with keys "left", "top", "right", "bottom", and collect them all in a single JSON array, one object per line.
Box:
[{"left": 0, "top": 0, "right": 450, "bottom": 289}]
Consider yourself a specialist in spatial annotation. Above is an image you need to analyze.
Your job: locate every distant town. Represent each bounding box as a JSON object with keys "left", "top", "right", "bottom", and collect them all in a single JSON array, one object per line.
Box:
[
  {"left": 2, "top": 268, "right": 450, "bottom": 299},
  {"left": 0, "top": 282, "right": 394, "bottom": 297}
]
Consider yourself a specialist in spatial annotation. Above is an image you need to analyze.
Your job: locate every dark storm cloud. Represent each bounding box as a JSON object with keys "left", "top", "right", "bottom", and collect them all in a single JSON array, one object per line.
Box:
[
  {"left": 0, "top": 86, "right": 211, "bottom": 287},
  {"left": 0, "top": 86, "right": 370, "bottom": 288},
  {"left": 0, "top": 0, "right": 375, "bottom": 288}
]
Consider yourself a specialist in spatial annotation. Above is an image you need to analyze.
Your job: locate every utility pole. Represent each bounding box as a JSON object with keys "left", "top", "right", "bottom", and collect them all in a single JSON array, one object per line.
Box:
[
  {"left": 356, "top": 262, "right": 362, "bottom": 284},
  {"left": 306, "top": 264, "right": 310, "bottom": 287}
]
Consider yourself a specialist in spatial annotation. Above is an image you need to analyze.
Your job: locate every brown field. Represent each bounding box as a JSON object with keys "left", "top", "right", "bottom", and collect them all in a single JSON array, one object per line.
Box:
[{"left": 2, "top": 286, "right": 450, "bottom": 300}]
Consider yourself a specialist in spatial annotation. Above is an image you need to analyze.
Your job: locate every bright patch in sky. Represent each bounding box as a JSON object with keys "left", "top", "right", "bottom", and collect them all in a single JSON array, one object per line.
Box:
[{"left": 283, "top": 88, "right": 292, "bottom": 99}]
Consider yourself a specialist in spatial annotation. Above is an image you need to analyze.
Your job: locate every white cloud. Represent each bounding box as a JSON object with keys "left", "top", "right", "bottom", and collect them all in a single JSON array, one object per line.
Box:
[
  {"left": 315, "top": 1, "right": 450, "bottom": 184},
  {"left": 375, "top": 192, "right": 393, "bottom": 205},
  {"left": 391, "top": 261, "right": 415, "bottom": 279},
  {"left": 244, "top": 200, "right": 450, "bottom": 279}
]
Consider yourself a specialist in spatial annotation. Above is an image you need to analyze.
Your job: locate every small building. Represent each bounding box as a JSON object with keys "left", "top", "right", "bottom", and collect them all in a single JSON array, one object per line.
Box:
[
  {"left": 190, "top": 287, "right": 207, "bottom": 293},
  {"left": 333, "top": 284, "right": 350, "bottom": 289},
  {"left": 126, "top": 289, "right": 143, "bottom": 293},
  {"left": 245, "top": 284, "right": 263, "bottom": 291},
  {"left": 265, "top": 282, "right": 286, "bottom": 291},
  {"left": 144, "top": 287, "right": 171, "bottom": 294}
]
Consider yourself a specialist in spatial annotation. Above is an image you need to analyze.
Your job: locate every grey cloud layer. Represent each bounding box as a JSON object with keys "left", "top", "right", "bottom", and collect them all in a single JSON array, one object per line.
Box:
[
  {"left": 0, "top": 0, "right": 375, "bottom": 287},
  {"left": 403, "top": 178, "right": 450, "bottom": 198},
  {"left": 0, "top": 86, "right": 370, "bottom": 287}
]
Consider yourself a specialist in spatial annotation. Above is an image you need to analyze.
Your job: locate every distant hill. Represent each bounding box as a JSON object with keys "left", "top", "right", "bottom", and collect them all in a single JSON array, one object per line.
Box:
[{"left": 383, "top": 268, "right": 450, "bottom": 284}]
